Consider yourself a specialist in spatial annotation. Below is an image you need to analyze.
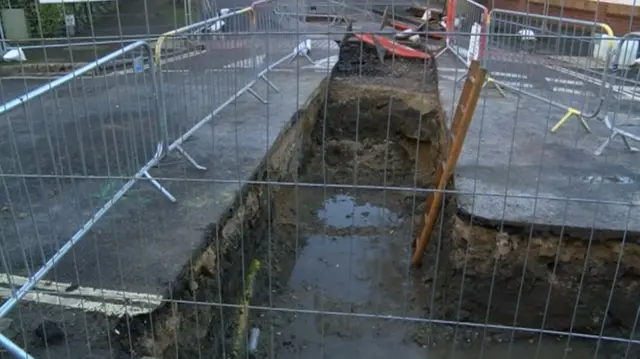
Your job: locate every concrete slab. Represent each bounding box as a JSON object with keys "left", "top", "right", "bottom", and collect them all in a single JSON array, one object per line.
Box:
[{"left": 436, "top": 53, "right": 640, "bottom": 234}]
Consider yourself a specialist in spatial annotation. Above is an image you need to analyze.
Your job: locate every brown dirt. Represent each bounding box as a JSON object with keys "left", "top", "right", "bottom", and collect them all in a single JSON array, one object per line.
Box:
[
  {"left": 450, "top": 215, "right": 640, "bottom": 333},
  {"left": 114, "top": 39, "right": 639, "bottom": 359}
]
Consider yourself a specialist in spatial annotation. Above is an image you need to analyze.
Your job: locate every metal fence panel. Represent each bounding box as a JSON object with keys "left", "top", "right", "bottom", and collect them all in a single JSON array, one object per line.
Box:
[
  {"left": 0, "top": 40, "right": 172, "bottom": 358},
  {"left": 595, "top": 31, "right": 640, "bottom": 156},
  {"left": 482, "top": 10, "right": 615, "bottom": 133},
  {"left": 2, "top": 1, "right": 640, "bottom": 359},
  {"left": 152, "top": 1, "right": 315, "bottom": 178},
  {"left": 446, "top": 0, "right": 488, "bottom": 67}
]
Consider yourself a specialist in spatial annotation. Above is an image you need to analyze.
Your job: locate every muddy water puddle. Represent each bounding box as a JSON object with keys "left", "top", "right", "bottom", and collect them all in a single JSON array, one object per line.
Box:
[
  {"left": 317, "top": 194, "right": 400, "bottom": 228},
  {"left": 256, "top": 191, "right": 608, "bottom": 359},
  {"left": 290, "top": 194, "right": 410, "bottom": 308}
]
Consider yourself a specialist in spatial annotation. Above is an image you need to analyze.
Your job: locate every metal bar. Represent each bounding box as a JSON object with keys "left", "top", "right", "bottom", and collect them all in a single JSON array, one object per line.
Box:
[
  {"left": 0, "top": 19, "right": 6, "bottom": 53},
  {"left": 0, "top": 40, "right": 151, "bottom": 116},
  {"left": 6, "top": 38, "right": 159, "bottom": 50},
  {"left": 595, "top": 31, "right": 640, "bottom": 155},
  {"left": 167, "top": 50, "right": 301, "bottom": 154},
  {"left": 0, "top": 173, "right": 637, "bottom": 206},
  {"left": 0, "top": 333, "right": 35, "bottom": 359},
  {"left": 260, "top": 74, "right": 280, "bottom": 92},
  {"left": 153, "top": 4, "right": 262, "bottom": 65}
]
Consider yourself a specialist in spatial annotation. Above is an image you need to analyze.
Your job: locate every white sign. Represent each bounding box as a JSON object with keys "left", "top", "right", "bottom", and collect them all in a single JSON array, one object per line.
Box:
[
  {"left": 133, "top": 56, "right": 144, "bottom": 73},
  {"left": 466, "top": 22, "right": 482, "bottom": 67},
  {"left": 64, "top": 14, "right": 76, "bottom": 27}
]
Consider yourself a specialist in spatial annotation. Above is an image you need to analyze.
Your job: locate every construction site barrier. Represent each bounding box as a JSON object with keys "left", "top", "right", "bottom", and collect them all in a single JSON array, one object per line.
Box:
[
  {"left": 0, "top": 40, "right": 171, "bottom": 359},
  {"left": 153, "top": 5, "right": 256, "bottom": 66},
  {"left": 484, "top": 9, "right": 615, "bottom": 133},
  {"left": 594, "top": 31, "right": 640, "bottom": 156},
  {"left": 272, "top": 2, "right": 351, "bottom": 26},
  {"left": 147, "top": 0, "right": 314, "bottom": 203},
  {"left": 443, "top": 0, "right": 505, "bottom": 95},
  {"left": 0, "top": 4, "right": 318, "bottom": 355},
  {"left": 445, "top": 0, "right": 488, "bottom": 67}
]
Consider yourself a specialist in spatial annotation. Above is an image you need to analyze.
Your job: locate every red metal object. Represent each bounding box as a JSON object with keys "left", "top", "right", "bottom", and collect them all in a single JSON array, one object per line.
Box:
[
  {"left": 353, "top": 33, "right": 429, "bottom": 60},
  {"left": 389, "top": 21, "right": 411, "bottom": 31}
]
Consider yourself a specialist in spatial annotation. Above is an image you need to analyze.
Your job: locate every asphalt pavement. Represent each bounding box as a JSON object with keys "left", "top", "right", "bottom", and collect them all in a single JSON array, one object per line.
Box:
[{"left": 436, "top": 53, "right": 640, "bottom": 234}]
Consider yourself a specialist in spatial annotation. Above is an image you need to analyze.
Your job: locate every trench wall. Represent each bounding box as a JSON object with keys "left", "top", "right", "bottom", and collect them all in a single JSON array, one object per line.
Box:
[{"left": 113, "top": 79, "right": 329, "bottom": 358}]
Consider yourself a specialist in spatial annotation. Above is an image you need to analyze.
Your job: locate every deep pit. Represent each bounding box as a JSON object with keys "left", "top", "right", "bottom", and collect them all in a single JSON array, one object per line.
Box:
[{"left": 116, "top": 40, "right": 640, "bottom": 359}]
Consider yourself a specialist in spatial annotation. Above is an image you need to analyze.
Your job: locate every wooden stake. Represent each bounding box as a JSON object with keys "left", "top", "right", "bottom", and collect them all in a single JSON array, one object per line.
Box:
[{"left": 411, "top": 60, "right": 487, "bottom": 267}]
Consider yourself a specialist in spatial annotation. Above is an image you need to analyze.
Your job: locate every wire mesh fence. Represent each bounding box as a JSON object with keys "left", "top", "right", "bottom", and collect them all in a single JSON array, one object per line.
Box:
[{"left": 1, "top": 0, "right": 640, "bottom": 358}]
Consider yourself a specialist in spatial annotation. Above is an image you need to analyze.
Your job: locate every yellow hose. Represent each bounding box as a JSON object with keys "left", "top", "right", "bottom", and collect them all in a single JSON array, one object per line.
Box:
[{"left": 232, "top": 259, "right": 261, "bottom": 356}]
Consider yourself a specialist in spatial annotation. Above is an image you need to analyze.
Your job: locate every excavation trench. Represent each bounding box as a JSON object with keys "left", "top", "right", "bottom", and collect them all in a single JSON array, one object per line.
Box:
[{"left": 117, "top": 43, "right": 640, "bottom": 358}]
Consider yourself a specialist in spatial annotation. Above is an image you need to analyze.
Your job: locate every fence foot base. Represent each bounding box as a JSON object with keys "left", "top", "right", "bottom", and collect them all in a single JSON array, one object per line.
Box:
[
  {"left": 595, "top": 116, "right": 640, "bottom": 156},
  {"left": 175, "top": 144, "right": 207, "bottom": 171},
  {"left": 622, "top": 135, "right": 640, "bottom": 152},
  {"left": 458, "top": 74, "right": 506, "bottom": 98},
  {"left": 143, "top": 170, "right": 177, "bottom": 202},
  {"left": 260, "top": 74, "right": 280, "bottom": 92},
  {"left": 483, "top": 77, "right": 506, "bottom": 97},
  {"left": 550, "top": 108, "right": 590, "bottom": 134},
  {"left": 248, "top": 87, "right": 267, "bottom": 104},
  {"left": 290, "top": 51, "right": 315, "bottom": 65},
  {"left": 434, "top": 46, "right": 448, "bottom": 59}
]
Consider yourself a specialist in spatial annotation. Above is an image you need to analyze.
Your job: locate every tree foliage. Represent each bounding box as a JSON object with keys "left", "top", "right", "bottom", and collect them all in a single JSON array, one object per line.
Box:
[{"left": 1, "top": 0, "right": 88, "bottom": 37}]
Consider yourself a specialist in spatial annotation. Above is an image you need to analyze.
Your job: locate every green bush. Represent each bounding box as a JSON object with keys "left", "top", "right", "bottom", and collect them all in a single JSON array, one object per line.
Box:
[
  {"left": 26, "top": 2, "right": 65, "bottom": 37},
  {"left": 1, "top": 0, "right": 87, "bottom": 37}
]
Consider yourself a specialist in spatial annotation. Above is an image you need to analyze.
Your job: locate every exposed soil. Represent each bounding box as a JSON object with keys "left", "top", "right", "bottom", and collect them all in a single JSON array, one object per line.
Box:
[{"left": 115, "top": 38, "right": 640, "bottom": 359}]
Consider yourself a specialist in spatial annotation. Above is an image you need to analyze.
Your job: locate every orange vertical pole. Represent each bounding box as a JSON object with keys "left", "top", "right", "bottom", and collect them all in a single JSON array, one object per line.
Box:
[{"left": 411, "top": 61, "right": 487, "bottom": 267}]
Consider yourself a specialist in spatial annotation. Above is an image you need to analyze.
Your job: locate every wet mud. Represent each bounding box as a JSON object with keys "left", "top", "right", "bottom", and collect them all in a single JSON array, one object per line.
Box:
[{"left": 115, "top": 40, "right": 640, "bottom": 358}]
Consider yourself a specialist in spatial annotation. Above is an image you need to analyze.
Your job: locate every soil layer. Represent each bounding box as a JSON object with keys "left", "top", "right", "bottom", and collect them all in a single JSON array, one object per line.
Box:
[{"left": 114, "top": 37, "right": 639, "bottom": 358}]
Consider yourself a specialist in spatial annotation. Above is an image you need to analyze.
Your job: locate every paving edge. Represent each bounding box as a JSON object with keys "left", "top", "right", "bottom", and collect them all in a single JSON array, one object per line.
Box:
[{"left": 0, "top": 47, "right": 199, "bottom": 78}]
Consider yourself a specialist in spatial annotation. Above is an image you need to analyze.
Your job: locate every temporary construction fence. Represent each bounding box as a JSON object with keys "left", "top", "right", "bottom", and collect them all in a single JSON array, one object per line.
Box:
[
  {"left": 442, "top": 0, "right": 506, "bottom": 95},
  {"left": 151, "top": 0, "right": 315, "bottom": 185},
  {"left": 2, "top": 2, "right": 640, "bottom": 359},
  {"left": 0, "top": 1, "right": 320, "bottom": 357},
  {"left": 0, "top": 40, "right": 172, "bottom": 358},
  {"left": 440, "top": 2, "right": 640, "bottom": 157},
  {"left": 444, "top": 0, "right": 487, "bottom": 68},
  {"left": 595, "top": 31, "right": 640, "bottom": 156},
  {"left": 441, "top": 3, "right": 619, "bottom": 132},
  {"left": 484, "top": 10, "right": 616, "bottom": 134}
]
